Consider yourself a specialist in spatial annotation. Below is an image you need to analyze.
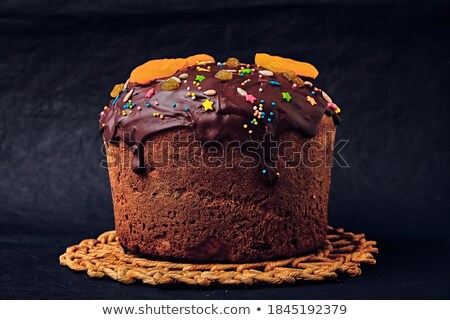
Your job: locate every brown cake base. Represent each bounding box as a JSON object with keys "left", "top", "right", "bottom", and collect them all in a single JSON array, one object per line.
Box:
[{"left": 105, "top": 116, "right": 336, "bottom": 263}]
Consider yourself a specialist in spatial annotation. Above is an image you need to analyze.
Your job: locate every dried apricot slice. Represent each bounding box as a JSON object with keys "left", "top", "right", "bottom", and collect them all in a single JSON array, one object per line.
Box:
[
  {"left": 255, "top": 53, "right": 319, "bottom": 79},
  {"left": 185, "top": 54, "right": 215, "bottom": 67},
  {"left": 129, "top": 58, "right": 188, "bottom": 85}
]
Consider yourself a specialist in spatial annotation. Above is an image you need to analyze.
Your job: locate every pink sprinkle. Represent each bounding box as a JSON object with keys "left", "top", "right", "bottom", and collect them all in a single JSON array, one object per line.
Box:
[
  {"left": 137, "top": 106, "right": 142, "bottom": 111},
  {"left": 145, "top": 88, "right": 155, "bottom": 98},
  {"left": 293, "top": 84, "right": 298, "bottom": 88},
  {"left": 100, "top": 111, "right": 105, "bottom": 116},
  {"left": 259, "top": 74, "right": 262, "bottom": 78},
  {"left": 327, "top": 102, "right": 338, "bottom": 111},
  {"left": 155, "top": 100, "right": 159, "bottom": 106},
  {"left": 198, "top": 86, "right": 202, "bottom": 90}
]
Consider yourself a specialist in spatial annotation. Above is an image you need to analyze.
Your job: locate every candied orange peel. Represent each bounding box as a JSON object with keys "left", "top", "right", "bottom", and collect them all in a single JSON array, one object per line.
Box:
[
  {"left": 185, "top": 54, "right": 215, "bottom": 66},
  {"left": 255, "top": 53, "right": 319, "bottom": 79},
  {"left": 129, "top": 58, "right": 189, "bottom": 85}
]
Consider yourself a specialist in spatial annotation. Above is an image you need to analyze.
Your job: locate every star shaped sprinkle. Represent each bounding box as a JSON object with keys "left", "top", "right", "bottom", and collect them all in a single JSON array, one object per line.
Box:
[
  {"left": 202, "top": 99, "right": 214, "bottom": 111},
  {"left": 306, "top": 96, "right": 317, "bottom": 105},
  {"left": 282, "top": 92, "right": 292, "bottom": 102},
  {"left": 245, "top": 94, "right": 257, "bottom": 104},
  {"left": 195, "top": 75, "right": 206, "bottom": 82}
]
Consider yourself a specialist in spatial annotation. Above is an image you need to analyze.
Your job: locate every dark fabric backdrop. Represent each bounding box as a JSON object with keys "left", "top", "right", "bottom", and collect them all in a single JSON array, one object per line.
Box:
[{"left": 0, "top": 0, "right": 449, "bottom": 299}]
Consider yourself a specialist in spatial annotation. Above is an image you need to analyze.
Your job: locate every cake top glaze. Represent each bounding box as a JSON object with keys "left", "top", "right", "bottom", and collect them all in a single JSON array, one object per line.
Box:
[{"left": 99, "top": 53, "right": 341, "bottom": 186}]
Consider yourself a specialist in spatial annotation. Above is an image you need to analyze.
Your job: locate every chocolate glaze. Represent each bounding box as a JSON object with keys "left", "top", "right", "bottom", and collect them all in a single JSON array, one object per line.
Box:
[{"left": 99, "top": 62, "right": 340, "bottom": 186}]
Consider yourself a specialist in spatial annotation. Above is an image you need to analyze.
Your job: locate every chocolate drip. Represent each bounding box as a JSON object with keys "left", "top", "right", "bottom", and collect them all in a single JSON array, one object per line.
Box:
[{"left": 100, "top": 62, "right": 340, "bottom": 186}]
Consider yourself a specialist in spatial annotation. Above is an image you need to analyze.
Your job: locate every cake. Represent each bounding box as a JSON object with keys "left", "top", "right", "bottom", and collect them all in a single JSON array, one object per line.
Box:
[{"left": 99, "top": 53, "right": 341, "bottom": 263}]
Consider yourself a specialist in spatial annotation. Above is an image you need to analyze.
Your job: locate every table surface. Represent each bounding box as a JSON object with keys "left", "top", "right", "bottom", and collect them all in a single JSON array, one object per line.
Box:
[{"left": 1, "top": 232, "right": 449, "bottom": 299}]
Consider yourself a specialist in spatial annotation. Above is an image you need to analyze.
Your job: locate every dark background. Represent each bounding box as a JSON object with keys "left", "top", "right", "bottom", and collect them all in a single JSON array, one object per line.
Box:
[{"left": 1, "top": 0, "right": 449, "bottom": 299}]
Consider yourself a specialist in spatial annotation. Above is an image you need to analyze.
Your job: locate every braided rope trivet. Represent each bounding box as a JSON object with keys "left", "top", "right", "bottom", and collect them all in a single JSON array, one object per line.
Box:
[{"left": 59, "top": 226, "right": 378, "bottom": 286}]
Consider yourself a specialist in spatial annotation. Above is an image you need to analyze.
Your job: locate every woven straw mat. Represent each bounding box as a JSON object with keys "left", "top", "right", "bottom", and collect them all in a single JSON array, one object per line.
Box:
[{"left": 59, "top": 226, "right": 378, "bottom": 286}]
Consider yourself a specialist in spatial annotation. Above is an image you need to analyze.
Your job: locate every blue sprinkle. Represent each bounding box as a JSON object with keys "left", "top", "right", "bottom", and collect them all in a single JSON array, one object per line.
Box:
[
  {"left": 132, "top": 103, "right": 136, "bottom": 106},
  {"left": 112, "top": 95, "right": 120, "bottom": 105},
  {"left": 261, "top": 112, "right": 266, "bottom": 115},
  {"left": 260, "top": 99, "right": 265, "bottom": 103},
  {"left": 271, "top": 102, "right": 276, "bottom": 106},
  {"left": 250, "top": 120, "right": 254, "bottom": 124},
  {"left": 311, "top": 91, "right": 316, "bottom": 95},
  {"left": 269, "top": 80, "right": 280, "bottom": 86},
  {"left": 146, "top": 103, "right": 150, "bottom": 107},
  {"left": 269, "top": 111, "right": 274, "bottom": 116},
  {"left": 172, "top": 103, "right": 176, "bottom": 108},
  {"left": 268, "top": 118, "right": 272, "bottom": 122},
  {"left": 184, "top": 107, "right": 189, "bottom": 111},
  {"left": 240, "top": 73, "right": 245, "bottom": 77},
  {"left": 261, "top": 115, "right": 265, "bottom": 119},
  {"left": 262, "top": 169, "right": 267, "bottom": 174}
]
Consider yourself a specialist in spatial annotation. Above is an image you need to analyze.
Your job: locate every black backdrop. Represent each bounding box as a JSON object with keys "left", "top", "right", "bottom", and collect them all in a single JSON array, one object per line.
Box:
[{"left": 1, "top": 0, "right": 449, "bottom": 299}]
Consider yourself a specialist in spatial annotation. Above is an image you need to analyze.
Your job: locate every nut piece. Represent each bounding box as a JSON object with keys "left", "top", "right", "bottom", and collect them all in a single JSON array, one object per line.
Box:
[
  {"left": 203, "top": 89, "right": 217, "bottom": 96},
  {"left": 259, "top": 70, "right": 274, "bottom": 77},
  {"left": 322, "top": 91, "right": 332, "bottom": 103},
  {"left": 237, "top": 87, "right": 247, "bottom": 96}
]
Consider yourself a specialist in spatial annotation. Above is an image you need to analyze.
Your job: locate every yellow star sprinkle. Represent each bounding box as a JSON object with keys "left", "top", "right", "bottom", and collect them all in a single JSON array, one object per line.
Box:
[
  {"left": 306, "top": 96, "right": 317, "bottom": 106},
  {"left": 202, "top": 99, "right": 214, "bottom": 111}
]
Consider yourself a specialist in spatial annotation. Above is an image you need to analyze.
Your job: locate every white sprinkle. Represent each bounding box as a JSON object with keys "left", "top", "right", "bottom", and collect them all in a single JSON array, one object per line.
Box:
[
  {"left": 170, "top": 76, "right": 181, "bottom": 83},
  {"left": 203, "top": 89, "right": 217, "bottom": 96},
  {"left": 259, "top": 70, "right": 274, "bottom": 77},
  {"left": 184, "top": 80, "right": 187, "bottom": 84},
  {"left": 178, "top": 73, "right": 189, "bottom": 79},
  {"left": 259, "top": 88, "right": 263, "bottom": 92},
  {"left": 122, "top": 88, "right": 134, "bottom": 103},
  {"left": 187, "top": 86, "right": 191, "bottom": 91},
  {"left": 237, "top": 87, "right": 247, "bottom": 96},
  {"left": 322, "top": 91, "right": 333, "bottom": 103},
  {"left": 124, "top": 79, "right": 130, "bottom": 90},
  {"left": 304, "top": 81, "right": 313, "bottom": 87}
]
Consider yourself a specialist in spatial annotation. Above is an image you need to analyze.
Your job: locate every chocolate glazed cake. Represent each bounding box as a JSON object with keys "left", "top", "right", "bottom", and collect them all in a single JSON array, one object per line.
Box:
[{"left": 99, "top": 53, "right": 342, "bottom": 262}]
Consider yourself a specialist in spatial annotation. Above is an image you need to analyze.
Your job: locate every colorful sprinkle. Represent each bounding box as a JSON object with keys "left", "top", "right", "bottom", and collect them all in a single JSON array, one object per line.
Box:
[
  {"left": 282, "top": 92, "right": 292, "bottom": 102},
  {"left": 311, "top": 90, "right": 316, "bottom": 95},
  {"left": 145, "top": 88, "right": 155, "bottom": 98},
  {"left": 146, "top": 103, "right": 150, "bottom": 107},
  {"left": 195, "top": 75, "right": 206, "bottom": 82},
  {"left": 269, "top": 81, "right": 280, "bottom": 86},
  {"left": 262, "top": 169, "right": 267, "bottom": 174},
  {"left": 245, "top": 94, "right": 257, "bottom": 104},
  {"left": 172, "top": 103, "right": 176, "bottom": 108},
  {"left": 202, "top": 99, "right": 214, "bottom": 111},
  {"left": 271, "top": 102, "right": 276, "bottom": 106},
  {"left": 184, "top": 107, "right": 190, "bottom": 111},
  {"left": 306, "top": 96, "right": 317, "bottom": 105}
]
